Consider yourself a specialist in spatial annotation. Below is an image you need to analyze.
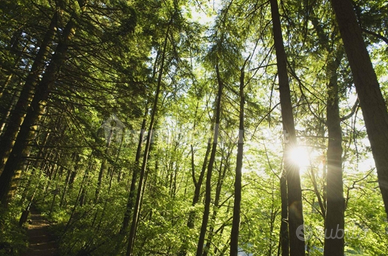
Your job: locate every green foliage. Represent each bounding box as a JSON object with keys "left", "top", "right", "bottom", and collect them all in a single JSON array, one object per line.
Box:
[
  {"left": 1, "top": 0, "right": 388, "bottom": 255},
  {"left": 0, "top": 204, "right": 28, "bottom": 255}
]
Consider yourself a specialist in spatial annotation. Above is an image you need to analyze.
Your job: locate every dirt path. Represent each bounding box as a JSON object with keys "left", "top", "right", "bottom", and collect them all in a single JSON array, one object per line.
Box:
[{"left": 23, "top": 207, "right": 59, "bottom": 256}]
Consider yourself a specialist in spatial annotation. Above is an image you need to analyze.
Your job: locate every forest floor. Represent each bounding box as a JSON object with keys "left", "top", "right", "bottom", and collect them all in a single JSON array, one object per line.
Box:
[{"left": 22, "top": 206, "right": 59, "bottom": 256}]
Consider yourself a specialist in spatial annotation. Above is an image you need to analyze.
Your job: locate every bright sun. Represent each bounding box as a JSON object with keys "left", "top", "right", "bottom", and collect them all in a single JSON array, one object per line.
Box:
[{"left": 289, "top": 146, "right": 311, "bottom": 173}]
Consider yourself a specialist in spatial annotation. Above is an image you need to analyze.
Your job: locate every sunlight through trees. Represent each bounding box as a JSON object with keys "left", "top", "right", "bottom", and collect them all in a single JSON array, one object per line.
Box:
[{"left": 0, "top": 0, "right": 387, "bottom": 255}]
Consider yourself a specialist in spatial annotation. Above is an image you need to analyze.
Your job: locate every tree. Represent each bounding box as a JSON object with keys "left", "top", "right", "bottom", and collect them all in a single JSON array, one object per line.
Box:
[
  {"left": 121, "top": 118, "right": 146, "bottom": 233},
  {"left": 269, "top": 0, "right": 305, "bottom": 255},
  {"left": 126, "top": 12, "right": 173, "bottom": 255},
  {"left": 196, "top": 63, "right": 223, "bottom": 256},
  {"left": 308, "top": 4, "right": 345, "bottom": 254},
  {"left": 0, "top": 8, "right": 59, "bottom": 175},
  {"left": 330, "top": 0, "right": 388, "bottom": 219},
  {"left": 0, "top": 10, "right": 79, "bottom": 206},
  {"left": 230, "top": 56, "right": 249, "bottom": 256},
  {"left": 324, "top": 52, "right": 344, "bottom": 256}
]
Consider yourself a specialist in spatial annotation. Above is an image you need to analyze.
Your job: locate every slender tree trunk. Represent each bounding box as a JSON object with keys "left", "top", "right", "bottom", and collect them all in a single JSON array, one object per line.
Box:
[
  {"left": 196, "top": 63, "right": 223, "bottom": 256},
  {"left": 59, "top": 153, "right": 79, "bottom": 208},
  {"left": 0, "top": 47, "right": 27, "bottom": 99},
  {"left": 21, "top": 129, "right": 50, "bottom": 203},
  {"left": 279, "top": 171, "right": 289, "bottom": 256},
  {"left": 268, "top": 178, "right": 277, "bottom": 256},
  {"left": 0, "top": 38, "right": 27, "bottom": 97},
  {"left": 60, "top": 168, "right": 72, "bottom": 208},
  {"left": 121, "top": 118, "right": 146, "bottom": 233},
  {"left": 0, "top": 88, "right": 18, "bottom": 136},
  {"left": 0, "top": 11, "right": 58, "bottom": 175},
  {"left": 178, "top": 139, "right": 211, "bottom": 256},
  {"left": 230, "top": 59, "right": 247, "bottom": 256},
  {"left": 0, "top": 17, "right": 76, "bottom": 206},
  {"left": 330, "top": 0, "right": 388, "bottom": 219},
  {"left": 126, "top": 21, "right": 170, "bottom": 255},
  {"left": 62, "top": 163, "right": 90, "bottom": 236},
  {"left": 270, "top": 0, "right": 305, "bottom": 254},
  {"left": 95, "top": 127, "right": 113, "bottom": 203},
  {"left": 115, "top": 129, "right": 126, "bottom": 183},
  {"left": 203, "top": 150, "right": 229, "bottom": 256},
  {"left": 324, "top": 54, "right": 344, "bottom": 256},
  {"left": 1, "top": 29, "right": 24, "bottom": 95},
  {"left": 189, "top": 141, "right": 211, "bottom": 228}
]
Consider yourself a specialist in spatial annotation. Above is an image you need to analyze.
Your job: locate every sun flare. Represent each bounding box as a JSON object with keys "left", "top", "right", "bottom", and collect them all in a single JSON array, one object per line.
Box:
[{"left": 289, "top": 146, "right": 311, "bottom": 172}]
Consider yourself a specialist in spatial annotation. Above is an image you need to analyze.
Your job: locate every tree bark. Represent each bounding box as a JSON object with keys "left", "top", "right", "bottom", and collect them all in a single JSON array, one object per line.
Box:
[
  {"left": 309, "top": 9, "right": 345, "bottom": 255},
  {"left": 230, "top": 58, "right": 247, "bottom": 256},
  {"left": 0, "top": 89, "right": 18, "bottom": 135},
  {"left": 0, "top": 32, "right": 28, "bottom": 97},
  {"left": 121, "top": 118, "right": 146, "bottom": 233},
  {"left": 0, "top": 17, "right": 76, "bottom": 206},
  {"left": 126, "top": 21, "right": 170, "bottom": 255},
  {"left": 178, "top": 138, "right": 211, "bottom": 256},
  {"left": 270, "top": 0, "right": 305, "bottom": 255},
  {"left": 196, "top": 63, "right": 223, "bottom": 256},
  {"left": 279, "top": 171, "right": 289, "bottom": 256},
  {"left": 0, "top": 11, "right": 58, "bottom": 175},
  {"left": 189, "top": 141, "right": 211, "bottom": 228},
  {"left": 324, "top": 54, "right": 344, "bottom": 256},
  {"left": 203, "top": 148, "right": 230, "bottom": 256},
  {"left": 95, "top": 126, "right": 113, "bottom": 203},
  {"left": 330, "top": 0, "right": 388, "bottom": 219}
]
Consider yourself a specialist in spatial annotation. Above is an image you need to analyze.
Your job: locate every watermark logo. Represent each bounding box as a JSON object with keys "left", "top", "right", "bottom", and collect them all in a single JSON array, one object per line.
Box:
[
  {"left": 101, "top": 114, "right": 125, "bottom": 143},
  {"left": 324, "top": 225, "right": 345, "bottom": 239},
  {"left": 296, "top": 224, "right": 313, "bottom": 241},
  {"left": 296, "top": 224, "right": 367, "bottom": 241}
]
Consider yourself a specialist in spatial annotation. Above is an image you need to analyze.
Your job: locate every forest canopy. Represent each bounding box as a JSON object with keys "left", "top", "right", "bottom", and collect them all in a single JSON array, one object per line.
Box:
[{"left": 0, "top": 0, "right": 388, "bottom": 255}]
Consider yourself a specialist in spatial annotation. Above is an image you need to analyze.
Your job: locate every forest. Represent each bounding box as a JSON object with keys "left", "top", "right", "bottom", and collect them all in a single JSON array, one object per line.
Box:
[{"left": 0, "top": 0, "right": 388, "bottom": 255}]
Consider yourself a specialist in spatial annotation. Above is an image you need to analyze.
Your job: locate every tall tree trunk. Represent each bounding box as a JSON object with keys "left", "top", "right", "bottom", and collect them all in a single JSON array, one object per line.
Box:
[
  {"left": 0, "top": 89, "right": 18, "bottom": 136},
  {"left": 95, "top": 126, "right": 113, "bottom": 203},
  {"left": 230, "top": 58, "right": 247, "bottom": 256},
  {"left": 189, "top": 141, "right": 210, "bottom": 228},
  {"left": 126, "top": 22, "right": 170, "bottom": 255},
  {"left": 196, "top": 63, "right": 223, "bottom": 256},
  {"left": 268, "top": 178, "right": 278, "bottom": 256},
  {"left": 203, "top": 149, "right": 229, "bottom": 256},
  {"left": 330, "top": 0, "right": 388, "bottom": 219},
  {"left": 21, "top": 129, "right": 50, "bottom": 203},
  {"left": 0, "top": 54, "right": 27, "bottom": 100},
  {"left": 178, "top": 139, "right": 211, "bottom": 256},
  {"left": 269, "top": 0, "right": 305, "bottom": 255},
  {"left": 279, "top": 171, "right": 289, "bottom": 256},
  {"left": 324, "top": 54, "right": 344, "bottom": 256},
  {"left": 0, "top": 31, "right": 28, "bottom": 97},
  {"left": 121, "top": 118, "right": 146, "bottom": 233},
  {"left": 309, "top": 9, "right": 345, "bottom": 255},
  {"left": 0, "top": 11, "right": 58, "bottom": 175},
  {"left": 79, "top": 153, "right": 94, "bottom": 207},
  {"left": 0, "top": 17, "right": 76, "bottom": 206}
]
